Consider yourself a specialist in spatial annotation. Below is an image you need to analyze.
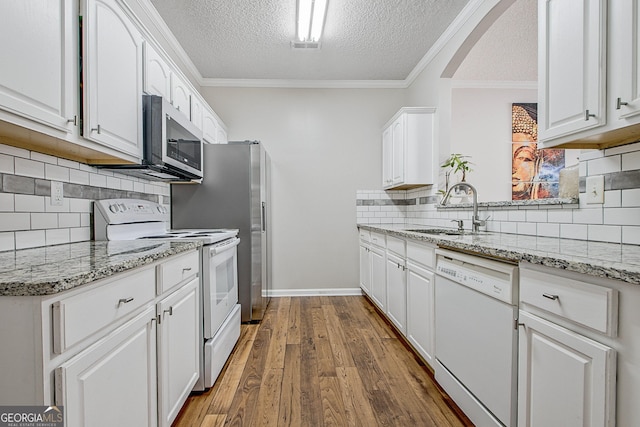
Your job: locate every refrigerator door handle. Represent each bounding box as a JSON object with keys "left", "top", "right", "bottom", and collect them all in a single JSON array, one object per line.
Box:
[{"left": 261, "top": 201, "right": 266, "bottom": 232}]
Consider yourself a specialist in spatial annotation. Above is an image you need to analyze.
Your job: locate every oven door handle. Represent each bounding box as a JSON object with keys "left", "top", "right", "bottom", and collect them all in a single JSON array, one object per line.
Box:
[{"left": 210, "top": 238, "right": 240, "bottom": 256}]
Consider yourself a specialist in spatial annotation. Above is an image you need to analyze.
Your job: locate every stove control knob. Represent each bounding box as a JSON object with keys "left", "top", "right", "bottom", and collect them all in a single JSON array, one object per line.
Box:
[{"left": 109, "top": 204, "right": 119, "bottom": 213}]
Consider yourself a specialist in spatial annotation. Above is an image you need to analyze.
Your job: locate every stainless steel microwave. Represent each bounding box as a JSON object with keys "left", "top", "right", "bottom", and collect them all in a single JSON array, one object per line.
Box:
[{"left": 98, "top": 95, "right": 203, "bottom": 182}]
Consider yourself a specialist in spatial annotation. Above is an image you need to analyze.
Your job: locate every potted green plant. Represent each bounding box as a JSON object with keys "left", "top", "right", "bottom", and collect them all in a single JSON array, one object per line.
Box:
[{"left": 439, "top": 153, "right": 473, "bottom": 196}]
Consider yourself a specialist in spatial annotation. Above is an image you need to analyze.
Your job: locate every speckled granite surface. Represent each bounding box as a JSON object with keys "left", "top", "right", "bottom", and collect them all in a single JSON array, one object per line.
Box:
[
  {"left": 0, "top": 240, "right": 201, "bottom": 296},
  {"left": 359, "top": 224, "right": 640, "bottom": 285}
]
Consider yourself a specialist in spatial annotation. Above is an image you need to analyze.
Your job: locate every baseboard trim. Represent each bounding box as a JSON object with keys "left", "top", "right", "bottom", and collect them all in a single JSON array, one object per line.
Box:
[{"left": 267, "top": 288, "right": 363, "bottom": 297}]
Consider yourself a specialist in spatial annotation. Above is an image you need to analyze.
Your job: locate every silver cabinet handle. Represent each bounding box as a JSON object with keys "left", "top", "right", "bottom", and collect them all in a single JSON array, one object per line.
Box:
[
  {"left": 617, "top": 98, "right": 629, "bottom": 110},
  {"left": 585, "top": 110, "right": 596, "bottom": 121},
  {"left": 118, "top": 297, "right": 134, "bottom": 306},
  {"left": 182, "top": 267, "right": 192, "bottom": 273},
  {"left": 67, "top": 116, "right": 77, "bottom": 126},
  {"left": 542, "top": 293, "right": 559, "bottom": 301},
  {"left": 91, "top": 124, "right": 101, "bottom": 134},
  {"left": 164, "top": 307, "right": 173, "bottom": 316}
]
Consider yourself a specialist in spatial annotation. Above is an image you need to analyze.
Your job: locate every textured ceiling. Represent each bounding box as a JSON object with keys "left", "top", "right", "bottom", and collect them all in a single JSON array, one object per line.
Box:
[{"left": 149, "top": 0, "right": 470, "bottom": 81}]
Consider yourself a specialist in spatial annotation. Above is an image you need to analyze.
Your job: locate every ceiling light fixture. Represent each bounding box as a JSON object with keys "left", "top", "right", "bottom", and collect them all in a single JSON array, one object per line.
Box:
[{"left": 296, "top": 0, "right": 328, "bottom": 43}]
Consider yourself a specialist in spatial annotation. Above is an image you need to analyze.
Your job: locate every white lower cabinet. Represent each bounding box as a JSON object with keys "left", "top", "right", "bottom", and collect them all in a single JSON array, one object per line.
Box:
[
  {"left": 369, "top": 245, "right": 386, "bottom": 312},
  {"left": 386, "top": 252, "right": 406, "bottom": 334},
  {"left": 406, "top": 260, "right": 435, "bottom": 366},
  {"left": 517, "top": 311, "right": 615, "bottom": 427},
  {"left": 157, "top": 278, "right": 200, "bottom": 427},
  {"left": 359, "top": 241, "right": 371, "bottom": 296},
  {"left": 56, "top": 306, "right": 158, "bottom": 427}
]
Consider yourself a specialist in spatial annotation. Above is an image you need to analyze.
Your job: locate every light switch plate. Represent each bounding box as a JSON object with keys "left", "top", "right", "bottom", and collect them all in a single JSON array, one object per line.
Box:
[
  {"left": 51, "top": 181, "right": 64, "bottom": 206},
  {"left": 585, "top": 175, "right": 604, "bottom": 204}
]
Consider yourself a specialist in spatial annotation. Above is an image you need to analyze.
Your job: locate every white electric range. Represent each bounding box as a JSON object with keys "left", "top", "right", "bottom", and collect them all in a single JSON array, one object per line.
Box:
[{"left": 94, "top": 198, "right": 241, "bottom": 391}]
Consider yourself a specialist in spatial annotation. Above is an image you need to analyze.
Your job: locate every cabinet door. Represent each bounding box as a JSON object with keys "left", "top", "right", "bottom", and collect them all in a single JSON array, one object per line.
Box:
[
  {"left": 382, "top": 125, "right": 393, "bottom": 188},
  {"left": 518, "top": 311, "right": 616, "bottom": 427},
  {"left": 143, "top": 41, "right": 171, "bottom": 99},
  {"left": 613, "top": 0, "right": 640, "bottom": 119},
  {"left": 369, "top": 247, "right": 386, "bottom": 311},
  {"left": 191, "top": 95, "right": 204, "bottom": 131},
  {"left": 170, "top": 74, "right": 191, "bottom": 119},
  {"left": 538, "top": 0, "right": 606, "bottom": 142},
  {"left": 202, "top": 108, "right": 218, "bottom": 144},
  {"left": 0, "top": 0, "right": 77, "bottom": 134},
  {"left": 82, "top": 0, "right": 143, "bottom": 159},
  {"left": 359, "top": 244, "right": 371, "bottom": 296},
  {"left": 391, "top": 116, "right": 405, "bottom": 185},
  {"left": 56, "top": 307, "right": 158, "bottom": 427},
  {"left": 406, "top": 262, "right": 435, "bottom": 366},
  {"left": 386, "top": 252, "right": 406, "bottom": 334},
  {"left": 216, "top": 125, "right": 228, "bottom": 144},
  {"left": 157, "top": 278, "right": 200, "bottom": 427}
]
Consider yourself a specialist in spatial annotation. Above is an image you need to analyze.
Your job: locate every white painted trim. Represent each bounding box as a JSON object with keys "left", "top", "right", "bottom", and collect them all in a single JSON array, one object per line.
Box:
[
  {"left": 449, "top": 80, "right": 537, "bottom": 89},
  {"left": 267, "top": 288, "right": 363, "bottom": 297},
  {"left": 200, "top": 78, "right": 408, "bottom": 89}
]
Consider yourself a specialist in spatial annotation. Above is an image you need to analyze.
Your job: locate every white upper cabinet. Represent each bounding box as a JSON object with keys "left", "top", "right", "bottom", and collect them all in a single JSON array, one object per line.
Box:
[
  {"left": 539, "top": 0, "right": 640, "bottom": 149},
  {"left": 191, "top": 95, "right": 203, "bottom": 131},
  {"left": 82, "top": 0, "right": 144, "bottom": 160},
  {"left": 0, "top": 0, "right": 78, "bottom": 135},
  {"left": 143, "top": 41, "right": 171, "bottom": 99},
  {"left": 202, "top": 107, "right": 219, "bottom": 144},
  {"left": 170, "top": 73, "right": 191, "bottom": 119},
  {"left": 382, "top": 107, "right": 436, "bottom": 190}
]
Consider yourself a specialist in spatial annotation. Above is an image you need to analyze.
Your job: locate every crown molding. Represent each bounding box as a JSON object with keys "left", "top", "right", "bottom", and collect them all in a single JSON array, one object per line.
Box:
[
  {"left": 449, "top": 80, "right": 537, "bottom": 89},
  {"left": 200, "top": 78, "right": 409, "bottom": 89}
]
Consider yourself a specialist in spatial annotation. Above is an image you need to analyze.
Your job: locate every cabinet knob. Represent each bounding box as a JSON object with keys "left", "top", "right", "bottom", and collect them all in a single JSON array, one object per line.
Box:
[
  {"left": 616, "top": 98, "right": 629, "bottom": 110},
  {"left": 91, "top": 124, "right": 101, "bottom": 134},
  {"left": 584, "top": 110, "right": 596, "bottom": 121}
]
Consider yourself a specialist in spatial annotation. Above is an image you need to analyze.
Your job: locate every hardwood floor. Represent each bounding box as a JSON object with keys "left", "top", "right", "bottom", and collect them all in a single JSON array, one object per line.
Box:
[{"left": 173, "top": 296, "right": 473, "bottom": 427}]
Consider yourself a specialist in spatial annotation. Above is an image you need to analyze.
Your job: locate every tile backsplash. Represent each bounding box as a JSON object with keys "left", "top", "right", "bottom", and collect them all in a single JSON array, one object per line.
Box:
[
  {"left": 357, "top": 142, "right": 640, "bottom": 245},
  {"left": 0, "top": 143, "right": 170, "bottom": 251}
]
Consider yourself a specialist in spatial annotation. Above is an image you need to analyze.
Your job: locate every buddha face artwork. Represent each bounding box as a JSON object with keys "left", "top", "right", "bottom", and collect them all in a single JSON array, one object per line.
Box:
[{"left": 511, "top": 104, "right": 564, "bottom": 200}]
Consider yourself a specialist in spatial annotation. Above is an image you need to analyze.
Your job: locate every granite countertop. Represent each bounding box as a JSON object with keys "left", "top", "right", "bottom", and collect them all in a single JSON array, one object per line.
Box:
[
  {"left": 359, "top": 224, "right": 640, "bottom": 285},
  {"left": 0, "top": 240, "right": 202, "bottom": 297}
]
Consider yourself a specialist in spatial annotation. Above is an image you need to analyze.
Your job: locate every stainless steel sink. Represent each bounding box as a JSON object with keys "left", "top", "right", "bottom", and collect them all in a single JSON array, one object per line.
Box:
[{"left": 405, "top": 228, "right": 465, "bottom": 236}]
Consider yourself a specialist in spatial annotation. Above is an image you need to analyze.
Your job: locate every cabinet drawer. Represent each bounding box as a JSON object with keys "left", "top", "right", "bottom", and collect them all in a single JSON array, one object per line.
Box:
[
  {"left": 370, "top": 232, "right": 385, "bottom": 248},
  {"left": 53, "top": 267, "right": 156, "bottom": 354},
  {"left": 406, "top": 241, "right": 435, "bottom": 269},
  {"left": 520, "top": 268, "right": 618, "bottom": 336},
  {"left": 359, "top": 229, "right": 371, "bottom": 243},
  {"left": 158, "top": 250, "right": 199, "bottom": 295},
  {"left": 386, "top": 236, "right": 405, "bottom": 256}
]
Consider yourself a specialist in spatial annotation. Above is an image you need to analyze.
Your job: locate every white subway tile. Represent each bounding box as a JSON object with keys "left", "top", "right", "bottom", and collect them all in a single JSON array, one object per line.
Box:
[
  {"left": 59, "top": 213, "right": 81, "bottom": 228},
  {"left": 517, "top": 222, "right": 537, "bottom": 236},
  {"left": 579, "top": 160, "right": 587, "bottom": 177},
  {"left": 46, "top": 228, "right": 70, "bottom": 246},
  {"left": 0, "top": 144, "right": 29, "bottom": 158},
  {"left": 604, "top": 207, "right": 640, "bottom": 226},
  {"left": 44, "top": 197, "right": 70, "bottom": 213},
  {"left": 0, "top": 232, "right": 15, "bottom": 251},
  {"left": 573, "top": 207, "right": 603, "bottom": 224},
  {"left": 0, "top": 213, "right": 30, "bottom": 231},
  {"left": 97, "top": 169, "right": 114, "bottom": 176},
  {"left": 537, "top": 222, "right": 560, "bottom": 237},
  {"left": 560, "top": 224, "right": 588, "bottom": 240},
  {"left": 14, "top": 157, "right": 44, "bottom": 178},
  {"left": 15, "top": 194, "right": 45, "bottom": 212},
  {"left": 604, "top": 190, "right": 621, "bottom": 208},
  {"left": 547, "top": 209, "right": 573, "bottom": 223},
  {"left": 588, "top": 156, "right": 621, "bottom": 175},
  {"left": 0, "top": 193, "right": 14, "bottom": 212},
  {"left": 69, "top": 169, "right": 90, "bottom": 185},
  {"left": 45, "top": 164, "right": 70, "bottom": 182},
  {"left": 622, "top": 189, "right": 640, "bottom": 207},
  {"left": 501, "top": 222, "right": 517, "bottom": 234},
  {"left": 31, "top": 213, "right": 58, "bottom": 229},
  {"left": 588, "top": 225, "right": 621, "bottom": 243},
  {"left": 57, "top": 158, "right": 80, "bottom": 169},
  {"left": 507, "top": 210, "right": 526, "bottom": 222},
  {"left": 15, "top": 230, "right": 45, "bottom": 249},
  {"left": 605, "top": 142, "right": 640, "bottom": 156},
  {"left": 106, "top": 176, "right": 121, "bottom": 189},
  {"left": 70, "top": 227, "right": 91, "bottom": 242},
  {"left": 579, "top": 149, "right": 603, "bottom": 161},
  {"left": 0, "top": 153, "right": 14, "bottom": 174},
  {"left": 621, "top": 150, "right": 640, "bottom": 171},
  {"left": 31, "top": 152, "right": 58, "bottom": 164},
  {"left": 526, "top": 210, "right": 548, "bottom": 223},
  {"left": 78, "top": 163, "right": 94, "bottom": 172},
  {"left": 144, "top": 183, "right": 156, "bottom": 194},
  {"left": 134, "top": 182, "right": 145, "bottom": 193},
  {"left": 120, "top": 179, "right": 134, "bottom": 191},
  {"left": 69, "top": 198, "right": 92, "bottom": 213},
  {"left": 89, "top": 173, "right": 107, "bottom": 188},
  {"left": 622, "top": 226, "right": 640, "bottom": 245}
]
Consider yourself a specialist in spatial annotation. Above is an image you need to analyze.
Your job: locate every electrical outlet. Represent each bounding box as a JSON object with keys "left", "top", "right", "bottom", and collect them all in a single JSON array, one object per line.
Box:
[
  {"left": 51, "top": 181, "right": 64, "bottom": 206},
  {"left": 585, "top": 175, "right": 604, "bottom": 204}
]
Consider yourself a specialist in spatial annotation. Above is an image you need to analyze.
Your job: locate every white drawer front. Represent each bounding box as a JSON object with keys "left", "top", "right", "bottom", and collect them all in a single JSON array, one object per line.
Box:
[
  {"left": 520, "top": 268, "right": 618, "bottom": 336},
  {"left": 53, "top": 267, "right": 156, "bottom": 354},
  {"left": 359, "top": 229, "right": 370, "bottom": 243},
  {"left": 406, "top": 241, "right": 435, "bottom": 269},
  {"left": 158, "top": 250, "right": 199, "bottom": 295},
  {"left": 370, "top": 232, "right": 385, "bottom": 248},
  {"left": 386, "top": 236, "right": 405, "bottom": 257}
]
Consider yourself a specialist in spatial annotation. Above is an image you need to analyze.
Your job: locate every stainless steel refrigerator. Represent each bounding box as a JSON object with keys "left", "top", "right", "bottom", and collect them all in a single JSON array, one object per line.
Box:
[{"left": 171, "top": 141, "right": 271, "bottom": 322}]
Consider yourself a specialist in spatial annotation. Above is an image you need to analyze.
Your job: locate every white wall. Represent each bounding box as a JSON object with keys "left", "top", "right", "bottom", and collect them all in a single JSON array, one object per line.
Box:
[{"left": 201, "top": 87, "right": 406, "bottom": 293}]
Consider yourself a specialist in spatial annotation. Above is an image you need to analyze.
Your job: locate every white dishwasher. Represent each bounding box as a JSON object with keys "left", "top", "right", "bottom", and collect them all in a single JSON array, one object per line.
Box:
[{"left": 434, "top": 249, "right": 519, "bottom": 427}]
